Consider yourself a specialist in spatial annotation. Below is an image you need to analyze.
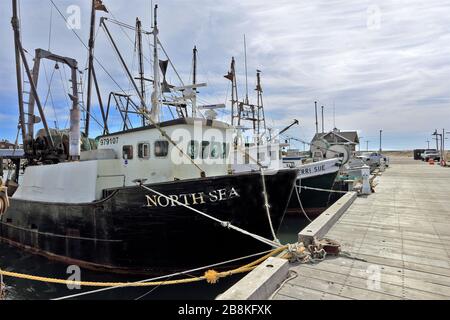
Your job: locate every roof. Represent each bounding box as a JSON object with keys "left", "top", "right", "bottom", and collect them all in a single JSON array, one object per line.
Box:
[
  {"left": 99, "top": 117, "right": 232, "bottom": 139},
  {"left": 312, "top": 130, "right": 359, "bottom": 144},
  {"left": 0, "top": 149, "right": 25, "bottom": 158}
]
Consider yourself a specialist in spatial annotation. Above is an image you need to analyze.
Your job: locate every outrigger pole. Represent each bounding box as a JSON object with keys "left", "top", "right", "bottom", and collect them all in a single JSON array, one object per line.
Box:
[
  {"left": 11, "top": 0, "right": 54, "bottom": 150},
  {"left": 11, "top": 0, "right": 26, "bottom": 144},
  {"left": 85, "top": 0, "right": 96, "bottom": 137},
  {"left": 150, "top": 4, "right": 161, "bottom": 123}
]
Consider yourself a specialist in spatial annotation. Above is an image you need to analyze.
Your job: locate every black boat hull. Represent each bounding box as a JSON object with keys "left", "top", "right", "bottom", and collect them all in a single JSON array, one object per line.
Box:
[
  {"left": 288, "top": 171, "right": 340, "bottom": 214},
  {"left": 0, "top": 169, "right": 297, "bottom": 275}
]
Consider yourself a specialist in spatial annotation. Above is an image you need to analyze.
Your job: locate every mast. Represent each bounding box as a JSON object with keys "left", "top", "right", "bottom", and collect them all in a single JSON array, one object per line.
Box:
[
  {"left": 150, "top": 4, "right": 160, "bottom": 123},
  {"left": 224, "top": 57, "right": 239, "bottom": 126},
  {"left": 244, "top": 35, "right": 249, "bottom": 105},
  {"left": 256, "top": 69, "right": 266, "bottom": 144},
  {"left": 193, "top": 46, "right": 197, "bottom": 88},
  {"left": 85, "top": 0, "right": 97, "bottom": 137},
  {"left": 314, "top": 101, "right": 318, "bottom": 134},
  {"left": 136, "top": 17, "right": 146, "bottom": 126},
  {"left": 321, "top": 105, "right": 324, "bottom": 133},
  {"left": 11, "top": 0, "right": 27, "bottom": 147},
  {"left": 192, "top": 45, "right": 198, "bottom": 117}
]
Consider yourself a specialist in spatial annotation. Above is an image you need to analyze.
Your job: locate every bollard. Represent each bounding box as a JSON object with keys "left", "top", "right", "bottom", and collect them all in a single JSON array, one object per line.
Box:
[{"left": 361, "top": 165, "right": 371, "bottom": 195}]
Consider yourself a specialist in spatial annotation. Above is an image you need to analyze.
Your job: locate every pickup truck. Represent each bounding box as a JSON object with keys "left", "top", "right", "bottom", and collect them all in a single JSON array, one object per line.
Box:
[
  {"left": 356, "top": 152, "right": 389, "bottom": 168},
  {"left": 421, "top": 150, "right": 440, "bottom": 162}
]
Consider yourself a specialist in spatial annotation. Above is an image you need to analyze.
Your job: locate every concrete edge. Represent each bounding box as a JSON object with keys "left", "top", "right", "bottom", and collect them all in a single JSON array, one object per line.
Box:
[
  {"left": 216, "top": 257, "right": 289, "bottom": 300},
  {"left": 298, "top": 191, "right": 357, "bottom": 246}
]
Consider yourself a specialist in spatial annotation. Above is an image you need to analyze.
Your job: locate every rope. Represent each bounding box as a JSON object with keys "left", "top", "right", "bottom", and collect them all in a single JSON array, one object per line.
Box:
[
  {"left": 0, "top": 246, "right": 287, "bottom": 291},
  {"left": 0, "top": 268, "right": 6, "bottom": 300},
  {"left": 138, "top": 183, "right": 281, "bottom": 248},
  {"left": 299, "top": 185, "right": 348, "bottom": 194},
  {"left": 260, "top": 167, "right": 279, "bottom": 242},
  {"left": 53, "top": 247, "right": 281, "bottom": 300},
  {"left": 294, "top": 180, "right": 312, "bottom": 222}
]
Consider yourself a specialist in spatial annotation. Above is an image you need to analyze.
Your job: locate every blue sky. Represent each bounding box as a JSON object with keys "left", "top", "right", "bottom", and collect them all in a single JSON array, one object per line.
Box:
[{"left": 1, "top": 0, "right": 450, "bottom": 150}]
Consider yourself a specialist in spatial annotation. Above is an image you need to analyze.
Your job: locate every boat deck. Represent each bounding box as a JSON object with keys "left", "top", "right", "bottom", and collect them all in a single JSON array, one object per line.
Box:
[{"left": 272, "top": 157, "right": 450, "bottom": 300}]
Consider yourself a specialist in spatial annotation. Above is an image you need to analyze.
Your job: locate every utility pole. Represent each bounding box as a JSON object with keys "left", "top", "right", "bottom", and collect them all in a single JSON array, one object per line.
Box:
[
  {"left": 426, "top": 140, "right": 430, "bottom": 149},
  {"left": 433, "top": 129, "right": 439, "bottom": 151},
  {"left": 314, "top": 101, "right": 318, "bottom": 134},
  {"left": 321, "top": 105, "right": 324, "bottom": 133},
  {"left": 366, "top": 140, "right": 369, "bottom": 152},
  {"left": 442, "top": 128, "right": 446, "bottom": 165},
  {"left": 359, "top": 136, "right": 363, "bottom": 152},
  {"left": 379, "top": 129, "right": 382, "bottom": 153}
]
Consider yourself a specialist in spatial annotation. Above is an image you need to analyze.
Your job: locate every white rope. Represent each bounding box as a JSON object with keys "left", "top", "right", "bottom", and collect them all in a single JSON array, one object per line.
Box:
[
  {"left": 52, "top": 248, "right": 276, "bottom": 300},
  {"left": 260, "top": 167, "right": 279, "bottom": 243},
  {"left": 138, "top": 183, "right": 281, "bottom": 249},
  {"left": 294, "top": 180, "right": 312, "bottom": 222},
  {"left": 299, "top": 185, "right": 347, "bottom": 194}
]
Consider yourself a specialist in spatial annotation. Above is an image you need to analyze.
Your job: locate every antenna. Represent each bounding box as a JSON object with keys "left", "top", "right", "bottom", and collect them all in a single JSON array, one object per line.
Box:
[
  {"left": 244, "top": 34, "right": 249, "bottom": 104},
  {"left": 333, "top": 101, "right": 336, "bottom": 128},
  {"left": 151, "top": 0, "right": 154, "bottom": 28}
]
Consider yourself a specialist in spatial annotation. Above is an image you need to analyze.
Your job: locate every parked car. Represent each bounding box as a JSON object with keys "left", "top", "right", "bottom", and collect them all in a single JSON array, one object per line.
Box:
[
  {"left": 421, "top": 149, "right": 440, "bottom": 162},
  {"left": 357, "top": 152, "right": 389, "bottom": 168}
]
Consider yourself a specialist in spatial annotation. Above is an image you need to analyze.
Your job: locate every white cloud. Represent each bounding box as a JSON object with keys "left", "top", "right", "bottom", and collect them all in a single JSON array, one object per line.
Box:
[{"left": 1, "top": 0, "right": 450, "bottom": 149}]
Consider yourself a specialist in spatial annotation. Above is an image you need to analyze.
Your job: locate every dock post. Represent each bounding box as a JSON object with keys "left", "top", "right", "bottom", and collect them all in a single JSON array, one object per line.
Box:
[{"left": 361, "top": 165, "right": 371, "bottom": 194}]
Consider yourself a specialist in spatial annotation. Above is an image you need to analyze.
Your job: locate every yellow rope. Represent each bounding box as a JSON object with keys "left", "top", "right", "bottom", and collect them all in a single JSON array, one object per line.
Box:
[{"left": 0, "top": 246, "right": 288, "bottom": 287}]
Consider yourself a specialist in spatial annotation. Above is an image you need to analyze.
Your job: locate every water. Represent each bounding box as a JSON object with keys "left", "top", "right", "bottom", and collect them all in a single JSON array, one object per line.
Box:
[{"left": 0, "top": 215, "right": 310, "bottom": 300}]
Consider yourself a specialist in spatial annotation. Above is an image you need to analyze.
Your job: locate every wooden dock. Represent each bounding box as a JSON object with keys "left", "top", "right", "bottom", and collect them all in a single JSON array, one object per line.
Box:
[{"left": 272, "top": 157, "right": 450, "bottom": 300}]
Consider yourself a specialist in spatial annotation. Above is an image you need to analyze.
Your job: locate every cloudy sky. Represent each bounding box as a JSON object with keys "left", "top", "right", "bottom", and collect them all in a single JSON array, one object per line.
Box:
[{"left": 1, "top": 0, "right": 450, "bottom": 150}]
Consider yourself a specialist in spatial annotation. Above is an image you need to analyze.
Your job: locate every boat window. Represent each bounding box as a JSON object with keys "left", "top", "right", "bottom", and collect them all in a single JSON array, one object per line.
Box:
[
  {"left": 258, "top": 152, "right": 266, "bottom": 162},
  {"left": 155, "top": 141, "right": 169, "bottom": 157},
  {"left": 270, "top": 149, "right": 278, "bottom": 161},
  {"left": 222, "top": 143, "right": 229, "bottom": 159},
  {"left": 210, "top": 142, "right": 221, "bottom": 159},
  {"left": 201, "top": 141, "right": 210, "bottom": 159},
  {"left": 138, "top": 143, "right": 150, "bottom": 159},
  {"left": 187, "top": 140, "right": 199, "bottom": 159},
  {"left": 123, "top": 145, "right": 133, "bottom": 160}
]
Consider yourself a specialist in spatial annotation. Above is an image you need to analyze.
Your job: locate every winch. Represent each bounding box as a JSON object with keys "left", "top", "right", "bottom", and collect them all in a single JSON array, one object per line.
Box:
[{"left": 0, "top": 178, "right": 9, "bottom": 216}]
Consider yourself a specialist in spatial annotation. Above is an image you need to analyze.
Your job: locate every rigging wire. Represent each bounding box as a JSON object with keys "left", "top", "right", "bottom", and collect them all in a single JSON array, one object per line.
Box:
[
  {"left": 41, "top": 61, "right": 59, "bottom": 129},
  {"left": 47, "top": 6, "right": 53, "bottom": 51}
]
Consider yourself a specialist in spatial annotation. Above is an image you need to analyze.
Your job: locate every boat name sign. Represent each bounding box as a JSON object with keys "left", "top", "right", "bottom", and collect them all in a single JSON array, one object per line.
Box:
[
  {"left": 299, "top": 164, "right": 326, "bottom": 176},
  {"left": 145, "top": 187, "right": 240, "bottom": 208}
]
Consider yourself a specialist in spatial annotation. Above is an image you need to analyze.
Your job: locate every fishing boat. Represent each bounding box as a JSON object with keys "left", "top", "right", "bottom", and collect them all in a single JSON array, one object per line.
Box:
[
  {"left": 283, "top": 151, "right": 342, "bottom": 216},
  {"left": 0, "top": 1, "right": 298, "bottom": 275}
]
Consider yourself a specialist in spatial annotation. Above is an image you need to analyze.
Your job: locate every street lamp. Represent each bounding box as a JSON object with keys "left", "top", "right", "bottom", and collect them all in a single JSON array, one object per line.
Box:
[{"left": 379, "top": 129, "right": 382, "bottom": 153}]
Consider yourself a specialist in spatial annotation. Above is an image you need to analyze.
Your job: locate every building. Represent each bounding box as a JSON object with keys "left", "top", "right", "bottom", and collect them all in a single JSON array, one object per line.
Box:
[
  {"left": 309, "top": 128, "right": 360, "bottom": 161},
  {"left": 0, "top": 140, "right": 17, "bottom": 150}
]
